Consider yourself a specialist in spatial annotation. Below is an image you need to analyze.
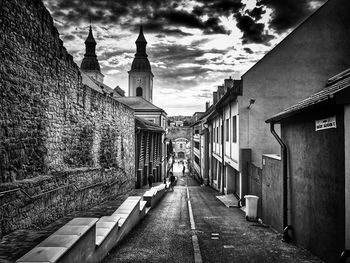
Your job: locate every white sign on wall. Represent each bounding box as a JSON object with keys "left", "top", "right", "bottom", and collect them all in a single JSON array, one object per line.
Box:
[{"left": 315, "top": 116, "right": 336, "bottom": 131}]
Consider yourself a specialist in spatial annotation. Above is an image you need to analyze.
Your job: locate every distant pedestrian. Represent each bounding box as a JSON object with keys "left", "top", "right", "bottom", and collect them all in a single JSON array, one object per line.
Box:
[
  {"left": 182, "top": 165, "right": 185, "bottom": 175},
  {"left": 148, "top": 174, "right": 153, "bottom": 188},
  {"left": 169, "top": 172, "right": 176, "bottom": 191}
]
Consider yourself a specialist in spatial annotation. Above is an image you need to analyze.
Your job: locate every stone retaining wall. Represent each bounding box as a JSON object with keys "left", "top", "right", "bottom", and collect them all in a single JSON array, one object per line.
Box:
[{"left": 0, "top": 0, "right": 135, "bottom": 238}]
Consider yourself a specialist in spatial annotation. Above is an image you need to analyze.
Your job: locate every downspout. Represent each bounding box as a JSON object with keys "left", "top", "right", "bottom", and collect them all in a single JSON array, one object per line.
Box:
[
  {"left": 270, "top": 122, "right": 293, "bottom": 242},
  {"left": 221, "top": 110, "right": 225, "bottom": 194}
]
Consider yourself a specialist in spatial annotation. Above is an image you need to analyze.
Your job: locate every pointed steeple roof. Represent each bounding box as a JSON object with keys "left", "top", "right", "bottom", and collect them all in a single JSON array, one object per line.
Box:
[
  {"left": 136, "top": 25, "right": 147, "bottom": 43},
  {"left": 81, "top": 25, "right": 101, "bottom": 72},
  {"left": 131, "top": 25, "right": 151, "bottom": 72},
  {"left": 85, "top": 25, "right": 96, "bottom": 44}
]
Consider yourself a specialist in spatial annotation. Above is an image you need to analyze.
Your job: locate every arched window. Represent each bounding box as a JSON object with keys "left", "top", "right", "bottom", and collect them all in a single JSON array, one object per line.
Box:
[{"left": 136, "top": 87, "right": 143, "bottom": 96}]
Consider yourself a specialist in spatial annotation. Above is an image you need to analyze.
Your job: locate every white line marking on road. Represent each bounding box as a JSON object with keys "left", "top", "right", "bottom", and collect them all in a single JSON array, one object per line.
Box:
[
  {"left": 211, "top": 237, "right": 219, "bottom": 240},
  {"left": 192, "top": 235, "right": 203, "bottom": 263},
  {"left": 188, "top": 200, "right": 196, "bottom": 230},
  {"left": 211, "top": 233, "right": 219, "bottom": 236},
  {"left": 186, "top": 184, "right": 202, "bottom": 263},
  {"left": 223, "top": 245, "right": 235, "bottom": 249}
]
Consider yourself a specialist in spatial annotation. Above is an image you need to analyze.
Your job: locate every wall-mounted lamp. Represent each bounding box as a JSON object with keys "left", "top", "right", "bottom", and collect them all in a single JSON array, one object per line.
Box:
[
  {"left": 203, "top": 123, "right": 209, "bottom": 129},
  {"left": 248, "top": 98, "right": 256, "bottom": 109}
]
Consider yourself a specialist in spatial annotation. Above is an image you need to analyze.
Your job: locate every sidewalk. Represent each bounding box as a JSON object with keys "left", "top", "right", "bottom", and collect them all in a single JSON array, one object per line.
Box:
[{"left": 0, "top": 183, "right": 163, "bottom": 263}]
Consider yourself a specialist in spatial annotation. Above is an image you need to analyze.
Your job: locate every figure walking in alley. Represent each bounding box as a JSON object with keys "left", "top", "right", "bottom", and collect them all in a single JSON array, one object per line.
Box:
[
  {"left": 182, "top": 165, "right": 185, "bottom": 176},
  {"left": 169, "top": 172, "right": 176, "bottom": 191}
]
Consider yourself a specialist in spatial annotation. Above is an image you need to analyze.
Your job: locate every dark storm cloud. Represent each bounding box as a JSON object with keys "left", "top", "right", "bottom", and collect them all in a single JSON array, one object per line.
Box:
[
  {"left": 163, "top": 29, "right": 193, "bottom": 36},
  {"left": 234, "top": 13, "right": 274, "bottom": 44},
  {"left": 44, "top": 0, "right": 244, "bottom": 35},
  {"left": 258, "top": 0, "right": 326, "bottom": 32},
  {"left": 151, "top": 44, "right": 205, "bottom": 63},
  {"left": 152, "top": 10, "right": 229, "bottom": 34},
  {"left": 246, "top": 6, "right": 266, "bottom": 21},
  {"left": 195, "top": 0, "right": 245, "bottom": 16},
  {"left": 243, "top": 47, "right": 253, "bottom": 54},
  {"left": 62, "top": 35, "right": 76, "bottom": 41}
]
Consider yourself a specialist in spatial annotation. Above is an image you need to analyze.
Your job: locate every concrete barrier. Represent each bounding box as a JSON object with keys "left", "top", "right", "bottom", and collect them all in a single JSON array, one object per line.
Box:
[
  {"left": 16, "top": 193, "right": 163, "bottom": 263},
  {"left": 16, "top": 217, "right": 98, "bottom": 263},
  {"left": 92, "top": 196, "right": 142, "bottom": 262},
  {"left": 143, "top": 184, "right": 166, "bottom": 208}
]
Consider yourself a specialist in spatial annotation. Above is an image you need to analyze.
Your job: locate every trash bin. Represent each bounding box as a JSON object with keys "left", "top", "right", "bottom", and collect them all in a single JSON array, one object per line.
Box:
[{"left": 244, "top": 195, "right": 259, "bottom": 221}]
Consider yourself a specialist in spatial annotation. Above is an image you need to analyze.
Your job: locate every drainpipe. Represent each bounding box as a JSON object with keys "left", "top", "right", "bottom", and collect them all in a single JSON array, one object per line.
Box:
[
  {"left": 270, "top": 122, "right": 293, "bottom": 242},
  {"left": 221, "top": 110, "right": 225, "bottom": 194}
]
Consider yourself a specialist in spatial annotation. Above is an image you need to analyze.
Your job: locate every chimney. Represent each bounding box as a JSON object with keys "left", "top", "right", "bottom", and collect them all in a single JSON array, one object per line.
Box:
[
  {"left": 213, "top": 91, "right": 218, "bottom": 104},
  {"left": 224, "top": 76, "right": 234, "bottom": 93},
  {"left": 217, "top": 85, "right": 224, "bottom": 100},
  {"left": 205, "top": 101, "right": 210, "bottom": 111},
  {"left": 233, "top": 79, "right": 243, "bottom": 95}
]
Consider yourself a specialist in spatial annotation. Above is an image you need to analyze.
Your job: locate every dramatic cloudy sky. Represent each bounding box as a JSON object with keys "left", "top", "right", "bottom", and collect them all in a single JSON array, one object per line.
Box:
[{"left": 43, "top": 0, "right": 326, "bottom": 116}]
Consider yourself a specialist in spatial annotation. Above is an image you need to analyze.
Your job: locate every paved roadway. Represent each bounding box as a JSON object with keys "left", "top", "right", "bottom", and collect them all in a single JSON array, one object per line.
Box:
[{"left": 103, "top": 162, "right": 322, "bottom": 263}]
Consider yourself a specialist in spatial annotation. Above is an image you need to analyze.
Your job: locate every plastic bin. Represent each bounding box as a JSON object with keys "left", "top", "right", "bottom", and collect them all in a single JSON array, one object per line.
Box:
[{"left": 244, "top": 195, "right": 259, "bottom": 221}]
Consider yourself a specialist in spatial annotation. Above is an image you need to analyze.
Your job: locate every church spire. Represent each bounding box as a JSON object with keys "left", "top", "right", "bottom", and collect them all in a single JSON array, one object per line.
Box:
[
  {"left": 135, "top": 25, "right": 148, "bottom": 57},
  {"left": 128, "top": 25, "right": 154, "bottom": 102},
  {"left": 131, "top": 25, "right": 151, "bottom": 72},
  {"left": 81, "top": 25, "right": 104, "bottom": 82}
]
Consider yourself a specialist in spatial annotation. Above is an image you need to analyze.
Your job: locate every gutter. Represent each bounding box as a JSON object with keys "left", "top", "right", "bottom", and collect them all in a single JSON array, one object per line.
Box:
[{"left": 270, "top": 122, "right": 293, "bottom": 242}]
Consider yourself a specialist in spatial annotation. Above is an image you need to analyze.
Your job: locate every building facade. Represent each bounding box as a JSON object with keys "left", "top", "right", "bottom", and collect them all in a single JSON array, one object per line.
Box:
[
  {"left": 174, "top": 138, "right": 188, "bottom": 159},
  {"left": 202, "top": 78, "right": 243, "bottom": 195},
  {"left": 239, "top": 0, "right": 350, "bottom": 199},
  {"left": 135, "top": 117, "right": 164, "bottom": 188},
  {"left": 193, "top": 0, "right": 350, "bottom": 203},
  {"left": 265, "top": 68, "right": 350, "bottom": 262}
]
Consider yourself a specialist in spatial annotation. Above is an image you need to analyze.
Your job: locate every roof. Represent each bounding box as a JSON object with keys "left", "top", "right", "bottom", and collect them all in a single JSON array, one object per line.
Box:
[
  {"left": 80, "top": 70, "right": 125, "bottom": 97},
  {"left": 135, "top": 116, "right": 164, "bottom": 132},
  {"left": 91, "top": 79, "right": 125, "bottom": 97},
  {"left": 266, "top": 68, "right": 350, "bottom": 123},
  {"left": 136, "top": 25, "right": 147, "bottom": 43},
  {"left": 116, "top": 96, "right": 166, "bottom": 112}
]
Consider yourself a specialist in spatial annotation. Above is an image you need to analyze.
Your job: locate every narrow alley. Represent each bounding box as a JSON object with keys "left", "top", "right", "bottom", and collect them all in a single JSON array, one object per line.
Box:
[
  {"left": 103, "top": 162, "right": 322, "bottom": 263},
  {"left": 1, "top": 0, "right": 350, "bottom": 262}
]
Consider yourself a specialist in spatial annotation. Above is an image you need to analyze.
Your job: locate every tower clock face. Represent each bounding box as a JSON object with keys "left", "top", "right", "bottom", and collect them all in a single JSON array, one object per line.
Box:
[{"left": 136, "top": 78, "right": 143, "bottom": 85}]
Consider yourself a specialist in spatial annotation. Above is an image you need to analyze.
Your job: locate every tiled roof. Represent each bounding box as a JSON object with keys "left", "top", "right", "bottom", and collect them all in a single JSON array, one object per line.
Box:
[
  {"left": 116, "top": 97, "right": 165, "bottom": 112},
  {"left": 80, "top": 70, "right": 125, "bottom": 97},
  {"left": 135, "top": 116, "right": 164, "bottom": 132},
  {"left": 266, "top": 68, "right": 350, "bottom": 123}
]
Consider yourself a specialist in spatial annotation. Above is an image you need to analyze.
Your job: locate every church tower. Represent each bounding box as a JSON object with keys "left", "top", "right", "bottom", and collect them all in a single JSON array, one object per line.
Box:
[
  {"left": 81, "top": 26, "right": 104, "bottom": 83},
  {"left": 128, "top": 26, "right": 154, "bottom": 102}
]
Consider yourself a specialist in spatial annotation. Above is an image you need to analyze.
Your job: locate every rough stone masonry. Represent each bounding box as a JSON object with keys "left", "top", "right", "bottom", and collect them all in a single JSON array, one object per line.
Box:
[{"left": 0, "top": 0, "right": 135, "bottom": 238}]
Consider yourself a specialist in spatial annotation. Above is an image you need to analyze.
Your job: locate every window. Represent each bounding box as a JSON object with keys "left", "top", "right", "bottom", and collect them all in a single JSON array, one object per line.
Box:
[
  {"left": 136, "top": 87, "right": 143, "bottom": 96},
  {"left": 180, "top": 144, "right": 183, "bottom": 149},
  {"left": 194, "top": 142, "right": 199, "bottom": 149},
  {"left": 225, "top": 119, "right": 229, "bottom": 142},
  {"left": 195, "top": 156, "right": 200, "bottom": 165},
  {"left": 232, "top": 116, "right": 237, "bottom": 143},
  {"left": 217, "top": 127, "right": 219, "bottom": 143}
]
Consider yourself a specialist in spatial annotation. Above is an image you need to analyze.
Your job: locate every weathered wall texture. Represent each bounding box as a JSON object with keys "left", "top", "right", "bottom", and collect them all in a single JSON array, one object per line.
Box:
[
  {"left": 281, "top": 105, "right": 344, "bottom": 263},
  {"left": 261, "top": 155, "right": 282, "bottom": 232},
  {"left": 0, "top": 0, "right": 135, "bottom": 238}
]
